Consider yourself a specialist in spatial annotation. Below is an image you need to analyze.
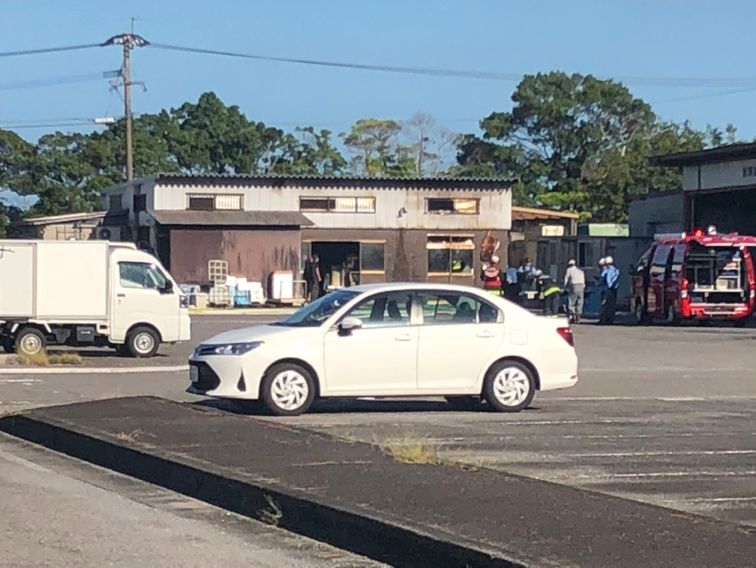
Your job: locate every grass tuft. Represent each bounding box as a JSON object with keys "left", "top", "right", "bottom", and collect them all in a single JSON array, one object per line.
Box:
[
  {"left": 259, "top": 494, "right": 283, "bottom": 526},
  {"left": 378, "top": 435, "right": 441, "bottom": 465},
  {"left": 16, "top": 351, "right": 50, "bottom": 367},
  {"left": 47, "top": 353, "right": 83, "bottom": 366},
  {"left": 114, "top": 430, "right": 142, "bottom": 443}
]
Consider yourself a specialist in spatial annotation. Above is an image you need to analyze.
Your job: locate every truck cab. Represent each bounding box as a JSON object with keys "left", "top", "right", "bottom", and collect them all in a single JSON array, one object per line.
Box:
[{"left": 632, "top": 229, "right": 756, "bottom": 324}]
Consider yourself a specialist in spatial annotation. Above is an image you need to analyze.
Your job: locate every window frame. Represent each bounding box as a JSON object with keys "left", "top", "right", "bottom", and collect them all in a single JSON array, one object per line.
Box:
[
  {"left": 341, "top": 291, "right": 414, "bottom": 329},
  {"left": 359, "top": 241, "right": 386, "bottom": 274},
  {"left": 426, "top": 235, "right": 475, "bottom": 276},
  {"left": 425, "top": 197, "right": 480, "bottom": 215},
  {"left": 187, "top": 194, "right": 243, "bottom": 211},
  {"left": 299, "top": 196, "right": 376, "bottom": 213}
]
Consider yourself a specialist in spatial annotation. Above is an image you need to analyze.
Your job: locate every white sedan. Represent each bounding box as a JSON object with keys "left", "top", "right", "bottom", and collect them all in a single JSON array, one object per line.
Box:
[{"left": 187, "top": 283, "right": 578, "bottom": 416}]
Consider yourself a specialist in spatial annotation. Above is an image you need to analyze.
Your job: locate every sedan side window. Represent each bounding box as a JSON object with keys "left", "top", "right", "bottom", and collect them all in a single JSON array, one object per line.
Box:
[
  {"left": 418, "top": 292, "right": 500, "bottom": 325},
  {"left": 346, "top": 292, "right": 413, "bottom": 328}
]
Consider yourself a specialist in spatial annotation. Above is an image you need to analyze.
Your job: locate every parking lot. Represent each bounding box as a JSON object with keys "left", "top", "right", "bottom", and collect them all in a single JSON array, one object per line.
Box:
[{"left": 1, "top": 313, "right": 754, "bottom": 526}]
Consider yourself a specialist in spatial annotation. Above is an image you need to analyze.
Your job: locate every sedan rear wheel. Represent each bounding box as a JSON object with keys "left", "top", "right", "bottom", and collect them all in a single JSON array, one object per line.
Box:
[
  {"left": 484, "top": 361, "right": 535, "bottom": 413},
  {"left": 261, "top": 363, "right": 315, "bottom": 416}
]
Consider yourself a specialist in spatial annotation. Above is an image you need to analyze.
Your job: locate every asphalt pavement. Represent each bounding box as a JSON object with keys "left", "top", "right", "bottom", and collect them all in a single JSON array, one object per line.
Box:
[{"left": 1, "top": 313, "right": 754, "bottom": 551}]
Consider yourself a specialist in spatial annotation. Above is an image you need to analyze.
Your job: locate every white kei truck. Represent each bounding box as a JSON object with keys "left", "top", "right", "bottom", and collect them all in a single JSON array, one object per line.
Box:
[{"left": 0, "top": 240, "right": 191, "bottom": 358}]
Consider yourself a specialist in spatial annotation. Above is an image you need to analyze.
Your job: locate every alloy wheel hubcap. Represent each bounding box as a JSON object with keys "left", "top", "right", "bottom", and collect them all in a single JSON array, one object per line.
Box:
[
  {"left": 135, "top": 333, "right": 155, "bottom": 353},
  {"left": 21, "top": 335, "right": 42, "bottom": 355},
  {"left": 492, "top": 367, "right": 530, "bottom": 406},
  {"left": 271, "top": 370, "right": 309, "bottom": 410}
]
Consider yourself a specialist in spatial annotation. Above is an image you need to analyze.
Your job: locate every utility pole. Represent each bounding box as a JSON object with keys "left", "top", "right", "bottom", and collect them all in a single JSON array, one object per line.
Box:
[{"left": 103, "top": 32, "right": 148, "bottom": 181}]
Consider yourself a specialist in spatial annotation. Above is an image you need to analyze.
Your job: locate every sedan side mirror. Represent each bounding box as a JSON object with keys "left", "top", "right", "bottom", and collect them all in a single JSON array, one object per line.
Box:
[{"left": 338, "top": 316, "right": 363, "bottom": 335}]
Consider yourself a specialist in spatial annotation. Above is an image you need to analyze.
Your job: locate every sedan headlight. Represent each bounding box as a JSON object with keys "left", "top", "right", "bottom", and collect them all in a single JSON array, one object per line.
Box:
[{"left": 195, "top": 341, "right": 263, "bottom": 356}]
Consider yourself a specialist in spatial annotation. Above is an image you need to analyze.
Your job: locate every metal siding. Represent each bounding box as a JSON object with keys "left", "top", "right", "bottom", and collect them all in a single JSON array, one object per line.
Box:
[{"left": 169, "top": 228, "right": 301, "bottom": 285}]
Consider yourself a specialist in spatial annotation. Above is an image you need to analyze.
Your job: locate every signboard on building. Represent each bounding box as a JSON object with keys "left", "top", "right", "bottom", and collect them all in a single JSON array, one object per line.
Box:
[{"left": 541, "top": 225, "right": 565, "bottom": 237}]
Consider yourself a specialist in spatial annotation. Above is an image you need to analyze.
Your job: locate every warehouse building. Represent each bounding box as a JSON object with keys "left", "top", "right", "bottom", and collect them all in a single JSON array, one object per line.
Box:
[{"left": 100, "top": 174, "right": 514, "bottom": 290}]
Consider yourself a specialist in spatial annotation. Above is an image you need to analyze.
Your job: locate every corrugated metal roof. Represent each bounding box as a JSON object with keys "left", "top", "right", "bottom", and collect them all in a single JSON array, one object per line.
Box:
[
  {"left": 151, "top": 173, "right": 515, "bottom": 190},
  {"left": 149, "top": 210, "right": 313, "bottom": 227},
  {"left": 651, "top": 143, "right": 756, "bottom": 167},
  {"left": 23, "top": 211, "right": 107, "bottom": 226}
]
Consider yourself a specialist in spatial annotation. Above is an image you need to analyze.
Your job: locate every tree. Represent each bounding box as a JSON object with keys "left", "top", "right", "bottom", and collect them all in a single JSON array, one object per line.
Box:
[
  {"left": 457, "top": 72, "right": 673, "bottom": 219},
  {"left": 341, "top": 119, "right": 415, "bottom": 176},
  {"left": 402, "top": 112, "right": 459, "bottom": 175}
]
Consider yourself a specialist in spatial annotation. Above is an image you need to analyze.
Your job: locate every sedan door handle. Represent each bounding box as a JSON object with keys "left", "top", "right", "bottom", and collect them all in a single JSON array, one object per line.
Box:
[
  {"left": 116, "top": 293, "right": 126, "bottom": 298},
  {"left": 476, "top": 331, "right": 495, "bottom": 338},
  {"left": 394, "top": 333, "right": 413, "bottom": 342}
]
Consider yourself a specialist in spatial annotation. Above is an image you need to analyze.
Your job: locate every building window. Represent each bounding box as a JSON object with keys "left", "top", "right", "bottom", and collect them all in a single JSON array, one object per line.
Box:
[
  {"left": 133, "top": 194, "right": 147, "bottom": 212},
  {"left": 187, "top": 194, "right": 242, "bottom": 211},
  {"left": 360, "top": 242, "right": 385, "bottom": 272},
  {"left": 108, "top": 195, "right": 122, "bottom": 212},
  {"left": 578, "top": 242, "right": 596, "bottom": 268},
  {"left": 426, "top": 198, "right": 479, "bottom": 215},
  {"left": 427, "top": 236, "right": 474, "bottom": 275},
  {"left": 299, "top": 196, "right": 376, "bottom": 213}
]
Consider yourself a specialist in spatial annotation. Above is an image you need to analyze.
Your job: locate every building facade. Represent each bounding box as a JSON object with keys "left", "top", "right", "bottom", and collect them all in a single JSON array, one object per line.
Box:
[
  {"left": 15, "top": 211, "right": 107, "bottom": 241},
  {"left": 100, "top": 174, "right": 513, "bottom": 289},
  {"left": 650, "top": 143, "right": 756, "bottom": 235}
]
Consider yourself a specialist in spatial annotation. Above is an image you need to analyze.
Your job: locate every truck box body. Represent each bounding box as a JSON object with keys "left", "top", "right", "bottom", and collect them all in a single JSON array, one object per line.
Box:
[{"left": 0, "top": 240, "right": 131, "bottom": 321}]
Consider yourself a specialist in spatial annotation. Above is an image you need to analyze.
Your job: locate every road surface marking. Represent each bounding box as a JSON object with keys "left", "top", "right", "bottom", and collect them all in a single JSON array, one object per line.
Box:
[
  {"left": 573, "top": 450, "right": 756, "bottom": 458},
  {"left": 0, "top": 378, "right": 44, "bottom": 383},
  {"left": 601, "top": 471, "right": 756, "bottom": 479}
]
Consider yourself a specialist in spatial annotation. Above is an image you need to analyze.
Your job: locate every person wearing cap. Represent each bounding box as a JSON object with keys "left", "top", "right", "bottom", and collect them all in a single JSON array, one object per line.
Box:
[
  {"left": 564, "top": 259, "right": 586, "bottom": 324},
  {"left": 599, "top": 255, "right": 620, "bottom": 324}
]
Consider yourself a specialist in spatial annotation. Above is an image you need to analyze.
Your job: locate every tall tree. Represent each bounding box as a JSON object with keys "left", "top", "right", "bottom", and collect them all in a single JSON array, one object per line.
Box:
[
  {"left": 341, "top": 119, "right": 415, "bottom": 176},
  {"left": 402, "top": 112, "right": 459, "bottom": 175},
  {"left": 457, "top": 72, "right": 676, "bottom": 219}
]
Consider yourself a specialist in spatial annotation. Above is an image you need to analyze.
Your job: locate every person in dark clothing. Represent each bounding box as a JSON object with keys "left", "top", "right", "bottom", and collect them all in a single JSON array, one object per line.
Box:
[
  {"left": 310, "top": 254, "right": 322, "bottom": 300},
  {"left": 539, "top": 275, "right": 562, "bottom": 316},
  {"left": 303, "top": 255, "right": 315, "bottom": 302}
]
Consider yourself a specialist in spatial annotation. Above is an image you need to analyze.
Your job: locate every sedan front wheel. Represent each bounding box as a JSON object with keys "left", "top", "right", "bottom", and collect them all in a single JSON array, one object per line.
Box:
[
  {"left": 261, "top": 363, "right": 316, "bottom": 416},
  {"left": 483, "top": 361, "right": 535, "bottom": 413}
]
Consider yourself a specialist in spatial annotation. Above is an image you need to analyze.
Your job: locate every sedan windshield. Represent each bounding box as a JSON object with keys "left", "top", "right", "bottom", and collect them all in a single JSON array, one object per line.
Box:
[{"left": 275, "top": 289, "right": 360, "bottom": 327}]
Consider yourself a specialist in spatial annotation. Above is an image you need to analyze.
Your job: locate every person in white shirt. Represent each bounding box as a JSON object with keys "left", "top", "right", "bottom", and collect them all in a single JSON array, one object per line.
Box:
[{"left": 563, "top": 259, "right": 586, "bottom": 323}]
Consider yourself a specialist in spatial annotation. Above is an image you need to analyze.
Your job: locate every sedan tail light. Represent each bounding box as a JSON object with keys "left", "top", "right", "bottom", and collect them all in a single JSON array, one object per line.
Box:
[{"left": 556, "top": 326, "right": 574, "bottom": 347}]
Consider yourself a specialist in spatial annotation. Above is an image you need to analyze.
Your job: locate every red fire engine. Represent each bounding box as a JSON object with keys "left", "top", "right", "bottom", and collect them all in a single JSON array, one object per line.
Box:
[{"left": 631, "top": 227, "right": 756, "bottom": 324}]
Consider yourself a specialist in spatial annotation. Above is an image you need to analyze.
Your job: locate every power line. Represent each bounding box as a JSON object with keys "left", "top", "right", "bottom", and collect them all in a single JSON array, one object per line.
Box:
[
  {"left": 0, "top": 43, "right": 102, "bottom": 58},
  {"left": 0, "top": 72, "right": 111, "bottom": 91},
  {"left": 652, "top": 86, "right": 756, "bottom": 104},
  {"left": 149, "top": 41, "right": 756, "bottom": 89}
]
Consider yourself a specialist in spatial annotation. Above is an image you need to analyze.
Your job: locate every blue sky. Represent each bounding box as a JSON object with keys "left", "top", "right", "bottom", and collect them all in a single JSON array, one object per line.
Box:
[{"left": 2, "top": 0, "right": 756, "bottom": 142}]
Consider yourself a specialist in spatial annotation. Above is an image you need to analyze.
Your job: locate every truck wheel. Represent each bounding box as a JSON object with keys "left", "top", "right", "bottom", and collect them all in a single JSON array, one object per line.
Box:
[
  {"left": 15, "top": 327, "right": 46, "bottom": 357},
  {"left": 126, "top": 326, "right": 159, "bottom": 358}
]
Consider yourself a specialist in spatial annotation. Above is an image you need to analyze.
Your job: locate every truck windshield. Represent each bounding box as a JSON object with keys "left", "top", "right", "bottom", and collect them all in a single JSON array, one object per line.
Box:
[{"left": 275, "top": 289, "right": 359, "bottom": 327}]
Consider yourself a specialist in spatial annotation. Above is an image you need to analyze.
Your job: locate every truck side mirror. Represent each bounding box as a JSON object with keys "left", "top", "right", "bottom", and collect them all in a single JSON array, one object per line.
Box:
[{"left": 160, "top": 280, "right": 174, "bottom": 294}]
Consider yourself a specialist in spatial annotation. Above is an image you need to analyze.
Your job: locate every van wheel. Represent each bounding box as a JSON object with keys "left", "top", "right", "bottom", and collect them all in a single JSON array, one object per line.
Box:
[
  {"left": 483, "top": 361, "right": 535, "bottom": 413},
  {"left": 126, "top": 326, "right": 159, "bottom": 358},
  {"left": 261, "top": 363, "right": 315, "bottom": 416}
]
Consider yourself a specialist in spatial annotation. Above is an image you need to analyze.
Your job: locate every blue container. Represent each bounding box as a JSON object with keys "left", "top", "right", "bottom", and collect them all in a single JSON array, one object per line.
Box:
[{"left": 233, "top": 291, "right": 252, "bottom": 307}]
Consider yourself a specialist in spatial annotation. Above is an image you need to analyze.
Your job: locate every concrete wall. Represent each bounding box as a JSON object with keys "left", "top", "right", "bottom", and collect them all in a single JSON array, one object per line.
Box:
[{"left": 628, "top": 193, "right": 685, "bottom": 237}]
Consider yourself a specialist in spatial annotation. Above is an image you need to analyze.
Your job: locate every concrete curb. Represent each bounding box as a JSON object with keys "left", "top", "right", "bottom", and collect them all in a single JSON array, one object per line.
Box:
[
  {"left": 0, "top": 365, "right": 188, "bottom": 375},
  {"left": 0, "top": 411, "right": 521, "bottom": 568}
]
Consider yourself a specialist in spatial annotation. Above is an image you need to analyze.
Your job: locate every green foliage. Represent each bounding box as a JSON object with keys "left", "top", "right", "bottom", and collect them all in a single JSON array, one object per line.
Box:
[
  {"left": 341, "top": 118, "right": 415, "bottom": 176},
  {"left": 457, "top": 71, "right": 728, "bottom": 222}
]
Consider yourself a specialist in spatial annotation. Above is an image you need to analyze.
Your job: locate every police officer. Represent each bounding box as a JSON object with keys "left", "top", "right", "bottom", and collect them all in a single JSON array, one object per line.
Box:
[{"left": 599, "top": 256, "right": 620, "bottom": 324}]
